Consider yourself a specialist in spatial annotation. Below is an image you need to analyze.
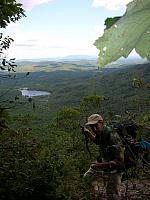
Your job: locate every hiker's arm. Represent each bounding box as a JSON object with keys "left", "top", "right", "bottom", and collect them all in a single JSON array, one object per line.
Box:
[
  {"left": 81, "top": 126, "right": 95, "bottom": 142},
  {"left": 91, "top": 161, "right": 116, "bottom": 170}
]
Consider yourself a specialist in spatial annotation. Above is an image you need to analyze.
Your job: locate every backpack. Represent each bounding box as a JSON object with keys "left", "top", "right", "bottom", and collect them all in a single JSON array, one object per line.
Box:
[{"left": 111, "top": 119, "right": 150, "bottom": 169}]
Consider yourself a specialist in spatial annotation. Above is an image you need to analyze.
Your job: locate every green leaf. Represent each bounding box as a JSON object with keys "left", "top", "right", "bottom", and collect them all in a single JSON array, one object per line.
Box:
[
  {"left": 104, "top": 17, "right": 121, "bottom": 29},
  {"left": 0, "top": 0, "right": 26, "bottom": 28},
  {"left": 94, "top": 0, "right": 150, "bottom": 68}
]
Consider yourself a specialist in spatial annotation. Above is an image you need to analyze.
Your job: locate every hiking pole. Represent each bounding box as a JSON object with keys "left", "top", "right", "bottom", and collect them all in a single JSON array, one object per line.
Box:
[{"left": 80, "top": 125, "right": 91, "bottom": 158}]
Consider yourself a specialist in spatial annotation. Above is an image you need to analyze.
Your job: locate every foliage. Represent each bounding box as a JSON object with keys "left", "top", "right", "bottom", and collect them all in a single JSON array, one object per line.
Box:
[
  {"left": 0, "top": 0, "right": 25, "bottom": 72},
  {"left": 94, "top": 0, "right": 150, "bottom": 67},
  {"left": 2, "top": 61, "right": 149, "bottom": 123},
  {"left": 0, "top": 107, "right": 10, "bottom": 131},
  {"left": 104, "top": 16, "right": 121, "bottom": 29},
  {"left": 0, "top": 99, "right": 93, "bottom": 199},
  {"left": 0, "top": 34, "right": 18, "bottom": 72},
  {"left": 1, "top": 0, "right": 149, "bottom": 199},
  {"left": 0, "top": 0, "right": 25, "bottom": 28},
  {"left": 0, "top": 128, "right": 48, "bottom": 200},
  {"left": 80, "top": 94, "right": 108, "bottom": 116},
  {"left": 0, "top": 80, "right": 149, "bottom": 199},
  {"left": 55, "top": 106, "right": 80, "bottom": 132},
  {"left": 0, "top": 0, "right": 26, "bottom": 111},
  {"left": 0, "top": 60, "right": 150, "bottom": 199}
]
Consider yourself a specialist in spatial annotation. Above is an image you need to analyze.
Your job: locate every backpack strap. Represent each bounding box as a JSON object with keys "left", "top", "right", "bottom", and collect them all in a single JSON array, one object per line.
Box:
[
  {"left": 95, "top": 125, "right": 111, "bottom": 146},
  {"left": 100, "top": 126, "right": 112, "bottom": 147}
]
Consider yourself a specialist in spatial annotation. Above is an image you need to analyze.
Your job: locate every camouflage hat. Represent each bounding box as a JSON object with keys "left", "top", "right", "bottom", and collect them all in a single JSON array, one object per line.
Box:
[{"left": 85, "top": 114, "right": 103, "bottom": 125}]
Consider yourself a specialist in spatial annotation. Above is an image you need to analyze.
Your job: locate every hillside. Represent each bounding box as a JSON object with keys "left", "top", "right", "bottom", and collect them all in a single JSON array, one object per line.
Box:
[
  {"left": 1, "top": 60, "right": 150, "bottom": 125},
  {"left": 15, "top": 59, "right": 99, "bottom": 72},
  {"left": 0, "top": 60, "right": 150, "bottom": 200}
]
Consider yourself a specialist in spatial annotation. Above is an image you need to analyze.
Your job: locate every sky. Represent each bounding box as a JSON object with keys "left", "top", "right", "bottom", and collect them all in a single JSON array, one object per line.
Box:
[{"left": 2, "top": 0, "right": 133, "bottom": 60}]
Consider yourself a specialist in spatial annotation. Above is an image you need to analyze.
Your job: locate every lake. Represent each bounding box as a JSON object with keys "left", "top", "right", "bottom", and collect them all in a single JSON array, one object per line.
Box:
[{"left": 20, "top": 88, "right": 51, "bottom": 97}]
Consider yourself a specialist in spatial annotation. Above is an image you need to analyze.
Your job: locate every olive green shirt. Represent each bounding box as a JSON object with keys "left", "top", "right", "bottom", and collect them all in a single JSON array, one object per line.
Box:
[{"left": 95, "top": 126, "right": 125, "bottom": 168}]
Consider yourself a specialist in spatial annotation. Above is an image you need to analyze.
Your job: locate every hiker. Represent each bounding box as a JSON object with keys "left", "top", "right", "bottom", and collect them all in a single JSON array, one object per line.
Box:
[{"left": 82, "top": 114, "right": 125, "bottom": 200}]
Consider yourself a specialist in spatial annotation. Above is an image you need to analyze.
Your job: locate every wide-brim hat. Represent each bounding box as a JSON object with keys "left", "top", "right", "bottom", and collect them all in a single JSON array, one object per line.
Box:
[{"left": 85, "top": 114, "right": 103, "bottom": 125}]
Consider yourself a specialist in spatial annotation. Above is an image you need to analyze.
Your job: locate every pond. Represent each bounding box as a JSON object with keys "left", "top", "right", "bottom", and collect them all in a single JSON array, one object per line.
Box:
[{"left": 20, "top": 88, "right": 51, "bottom": 97}]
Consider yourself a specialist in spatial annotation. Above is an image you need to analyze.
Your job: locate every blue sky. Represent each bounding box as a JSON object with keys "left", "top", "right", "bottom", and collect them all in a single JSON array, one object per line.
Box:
[{"left": 2, "top": 0, "right": 132, "bottom": 60}]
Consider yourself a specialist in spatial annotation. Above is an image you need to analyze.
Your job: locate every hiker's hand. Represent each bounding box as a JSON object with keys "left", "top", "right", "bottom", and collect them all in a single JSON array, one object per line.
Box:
[
  {"left": 91, "top": 161, "right": 101, "bottom": 169},
  {"left": 80, "top": 126, "right": 90, "bottom": 135},
  {"left": 91, "top": 161, "right": 112, "bottom": 169},
  {"left": 91, "top": 162, "right": 101, "bottom": 170}
]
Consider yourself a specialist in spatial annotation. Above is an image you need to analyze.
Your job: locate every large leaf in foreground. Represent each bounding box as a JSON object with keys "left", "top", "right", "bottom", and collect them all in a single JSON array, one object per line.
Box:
[{"left": 94, "top": 0, "right": 150, "bottom": 68}]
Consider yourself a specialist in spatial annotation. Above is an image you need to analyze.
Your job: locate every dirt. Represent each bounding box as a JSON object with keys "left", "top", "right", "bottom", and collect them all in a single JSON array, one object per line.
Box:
[{"left": 91, "top": 179, "right": 150, "bottom": 200}]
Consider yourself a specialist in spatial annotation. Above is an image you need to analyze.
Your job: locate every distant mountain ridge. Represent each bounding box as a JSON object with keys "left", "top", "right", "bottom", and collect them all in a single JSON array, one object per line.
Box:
[
  {"left": 16, "top": 54, "right": 148, "bottom": 67},
  {"left": 15, "top": 55, "right": 148, "bottom": 74},
  {"left": 59, "top": 55, "right": 98, "bottom": 61},
  {"left": 16, "top": 55, "right": 98, "bottom": 62}
]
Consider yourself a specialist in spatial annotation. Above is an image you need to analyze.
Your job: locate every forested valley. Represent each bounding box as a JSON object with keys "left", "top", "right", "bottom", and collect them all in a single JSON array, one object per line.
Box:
[{"left": 0, "top": 60, "right": 150, "bottom": 200}]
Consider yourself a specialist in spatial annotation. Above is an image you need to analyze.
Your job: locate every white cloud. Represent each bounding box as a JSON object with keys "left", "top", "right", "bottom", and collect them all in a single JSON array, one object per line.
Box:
[
  {"left": 17, "top": 0, "right": 53, "bottom": 10},
  {"left": 4, "top": 30, "right": 98, "bottom": 59},
  {"left": 92, "top": 0, "right": 133, "bottom": 10}
]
